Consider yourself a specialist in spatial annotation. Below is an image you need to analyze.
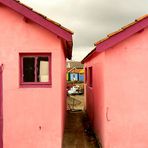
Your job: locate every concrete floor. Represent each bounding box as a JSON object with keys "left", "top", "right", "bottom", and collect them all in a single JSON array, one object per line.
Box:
[{"left": 62, "top": 110, "right": 100, "bottom": 148}]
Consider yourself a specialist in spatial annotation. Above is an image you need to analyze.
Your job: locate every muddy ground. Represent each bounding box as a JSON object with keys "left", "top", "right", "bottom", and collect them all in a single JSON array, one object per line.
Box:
[{"left": 63, "top": 95, "right": 101, "bottom": 148}]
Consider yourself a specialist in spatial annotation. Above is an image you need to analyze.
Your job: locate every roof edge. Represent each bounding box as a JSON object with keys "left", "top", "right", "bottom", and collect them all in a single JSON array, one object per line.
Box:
[
  {"left": 82, "top": 14, "right": 148, "bottom": 63},
  {"left": 94, "top": 14, "right": 148, "bottom": 46},
  {"left": 81, "top": 48, "right": 96, "bottom": 64},
  {"left": 0, "top": 0, "right": 73, "bottom": 41},
  {"left": 96, "top": 15, "right": 148, "bottom": 53}
]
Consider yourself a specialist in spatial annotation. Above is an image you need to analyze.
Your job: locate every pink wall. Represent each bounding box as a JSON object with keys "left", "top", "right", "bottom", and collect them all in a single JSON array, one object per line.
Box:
[
  {"left": 84, "top": 27, "right": 148, "bottom": 147},
  {"left": 84, "top": 52, "right": 105, "bottom": 145},
  {"left": 104, "top": 27, "right": 148, "bottom": 148},
  {"left": 0, "top": 66, "right": 3, "bottom": 148},
  {"left": 60, "top": 42, "right": 67, "bottom": 142},
  {"left": 0, "top": 5, "right": 67, "bottom": 148}
]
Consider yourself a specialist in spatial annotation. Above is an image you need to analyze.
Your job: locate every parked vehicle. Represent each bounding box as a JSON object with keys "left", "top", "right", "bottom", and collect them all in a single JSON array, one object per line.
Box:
[{"left": 68, "top": 85, "right": 83, "bottom": 95}]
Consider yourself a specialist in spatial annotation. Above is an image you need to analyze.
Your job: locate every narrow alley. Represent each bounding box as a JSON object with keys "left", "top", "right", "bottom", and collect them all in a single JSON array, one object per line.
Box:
[{"left": 62, "top": 95, "right": 101, "bottom": 148}]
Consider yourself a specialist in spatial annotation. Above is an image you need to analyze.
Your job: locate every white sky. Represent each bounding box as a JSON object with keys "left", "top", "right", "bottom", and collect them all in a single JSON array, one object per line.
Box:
[{"left": 20, "top": 0, "right": 148, "bottom": 61}]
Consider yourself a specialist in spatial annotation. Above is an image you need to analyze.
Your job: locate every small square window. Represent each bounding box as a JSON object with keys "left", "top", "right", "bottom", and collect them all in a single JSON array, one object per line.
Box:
[{"left": 20, "top": 53, "right": 51, "bottom": 86}]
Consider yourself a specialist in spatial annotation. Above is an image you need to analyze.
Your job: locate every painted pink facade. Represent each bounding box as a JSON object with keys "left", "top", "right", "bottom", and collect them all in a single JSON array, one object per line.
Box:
[
  {"left": 0, "top": 1, "right": 73, "bottom": 148},
  {"left": 82, "top": 15, "right": 148, "bottom": 148},
  {"left": 0, "top": 66, "right": 3, "bottom": 148}
]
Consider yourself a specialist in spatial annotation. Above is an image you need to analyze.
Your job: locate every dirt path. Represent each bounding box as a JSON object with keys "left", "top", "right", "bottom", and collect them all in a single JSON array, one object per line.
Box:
[
  {"left": 67, "top": 95, "right": 84, "bottom": 110},
  {"left": 62, "top": 111, "right": 100, "bottom": 148}
]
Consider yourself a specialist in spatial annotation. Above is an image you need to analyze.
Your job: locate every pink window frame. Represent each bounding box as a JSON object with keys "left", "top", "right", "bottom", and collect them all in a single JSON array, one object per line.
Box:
[{"left": 19, "top": 53, "right": 52, "bottom": 87}]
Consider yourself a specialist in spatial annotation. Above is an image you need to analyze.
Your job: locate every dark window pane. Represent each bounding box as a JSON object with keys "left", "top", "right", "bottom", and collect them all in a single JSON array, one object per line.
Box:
[
  {"left": 89, "top": 67, "right": 93, "bottom": 87},
  {"left": 23, "top": 57, "right": 35, "bottom": 82},
  {"left": 37, "top": 57, "right": 49, "bottom": 82}
]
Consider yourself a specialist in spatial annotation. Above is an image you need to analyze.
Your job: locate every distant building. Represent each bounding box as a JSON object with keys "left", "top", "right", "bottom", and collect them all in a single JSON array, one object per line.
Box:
[
  {"left": 66, "top": 61, "right": 84, "bottom": 69},
  {"left": 66, "top": 61, "right": 84, "bottom": 82}
]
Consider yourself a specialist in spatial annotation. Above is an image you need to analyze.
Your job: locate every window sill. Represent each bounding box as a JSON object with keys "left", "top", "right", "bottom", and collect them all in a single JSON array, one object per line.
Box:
[{"left": 19, "top": 83, "right": 52, "bottom": 88}]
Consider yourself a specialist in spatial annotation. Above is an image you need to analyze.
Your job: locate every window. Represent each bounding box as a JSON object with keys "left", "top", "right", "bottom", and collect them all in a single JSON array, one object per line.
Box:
[
  {"left": 20, "top": 53, "right": 51, "bottom": 86},
  {"left": 88, "top": 67, "right": 93, "bottom": 87}
]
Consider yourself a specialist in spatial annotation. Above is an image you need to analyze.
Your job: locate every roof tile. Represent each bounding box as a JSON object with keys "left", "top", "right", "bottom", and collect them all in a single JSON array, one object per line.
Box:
[
  {"left": 94, "top": 37, "right": 109, "bottom": 45},
  {"left": 121, "top": 21, "right": 137, "bottom": 30},
  {"left": 107, "top": 29, "right": 123, "bottom": 37},
  {"left": 135, "top": 14, "right": 148, "bottom": 21}
]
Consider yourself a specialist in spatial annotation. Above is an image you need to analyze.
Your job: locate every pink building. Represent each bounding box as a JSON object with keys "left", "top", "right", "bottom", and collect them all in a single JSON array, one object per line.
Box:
[
  {"left": 82, "top": 15, "right": 148, "bottom": 148},
  {"left": 0, "top": 0, "right": 73, "bottom": 148}
]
